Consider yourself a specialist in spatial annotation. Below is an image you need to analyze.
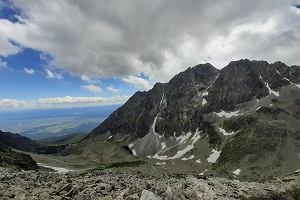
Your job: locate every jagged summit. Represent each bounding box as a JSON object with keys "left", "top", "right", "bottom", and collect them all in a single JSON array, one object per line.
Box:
[
  {"left": 89, "top": 59, "right": 299, "bottom": 137},
  {"left": 82, "top": 59, "right": 300, "bottom": 181}
]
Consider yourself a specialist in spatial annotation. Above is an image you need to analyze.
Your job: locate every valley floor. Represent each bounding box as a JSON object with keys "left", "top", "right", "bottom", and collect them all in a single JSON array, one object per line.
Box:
[{"left": 0, "top": 167, "right": 299, "bottom": 200}]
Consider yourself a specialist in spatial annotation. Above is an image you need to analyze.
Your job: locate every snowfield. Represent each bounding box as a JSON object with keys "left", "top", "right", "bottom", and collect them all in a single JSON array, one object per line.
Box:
[{"left": 148, "top": 130, "right": 202, "bottom": 160}]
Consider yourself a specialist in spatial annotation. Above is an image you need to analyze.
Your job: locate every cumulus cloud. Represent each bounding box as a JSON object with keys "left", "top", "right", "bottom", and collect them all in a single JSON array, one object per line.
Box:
[
  {"left": 106, "top": 84, "right": 121, "bottom": 93},
  {"left": 80, "top": 84, "right": 103, "bottom": 93},
  {"left": 0, "top": 0, "right": 299, "bottom": 83},
  {"left": 45, "top": 68, "right": 63, "bottom": 80},
  {"left": 0, "top": 58, "right": 7, "bottom": 69},
  {"left": 0, "top": 96, "right": 128, "bottom": 110},
  {"left": 0, "top": 35, "right": 20, "bottom": 57},
  {"left": 24, "top": 67, "right": 35, "bottom": 75},
  {"left": 122, "top": 76, "right": 152, "bottom": 91},
  {"left": 290, "top": 5, "right": 300, "bottom": 15},
  {"left": 80, "top": 75, "right": 101, "bottom": 84}
]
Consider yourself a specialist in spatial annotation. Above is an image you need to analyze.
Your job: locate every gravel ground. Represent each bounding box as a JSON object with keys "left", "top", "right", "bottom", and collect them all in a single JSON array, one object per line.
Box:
[{"left": 0, "top": 167, "right": 300, "bottom": 200}]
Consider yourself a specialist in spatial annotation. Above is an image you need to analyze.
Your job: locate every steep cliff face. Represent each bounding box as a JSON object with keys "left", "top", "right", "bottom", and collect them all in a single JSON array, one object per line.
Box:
[
  {"left": 90, "top": 60, "right": 300, "bottom": 139},
  {"left": 84, "top": 59, "right": 300, "bottom": 180},
  {"left": 90, "top": 63, "right": 219, "bottom": 138}
]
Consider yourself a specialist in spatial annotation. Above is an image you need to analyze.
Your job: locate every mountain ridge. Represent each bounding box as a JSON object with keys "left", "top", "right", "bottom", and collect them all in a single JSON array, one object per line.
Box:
[
  {"left": 89, "top": 59, "right": 300, "bottom": 138},
  {"left": 78, "top": 59, "right": 300, "bottom": 181}
]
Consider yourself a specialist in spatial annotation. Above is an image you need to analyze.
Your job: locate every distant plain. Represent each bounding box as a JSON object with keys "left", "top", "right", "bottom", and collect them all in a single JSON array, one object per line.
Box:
[{"left": 0, "top": 105, "right": 120, "bottom": 140}]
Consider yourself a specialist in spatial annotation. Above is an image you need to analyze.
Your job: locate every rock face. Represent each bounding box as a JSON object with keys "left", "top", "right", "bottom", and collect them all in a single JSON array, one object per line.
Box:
[
  {"left": 90, "top": 60, "right": 299, "bottom": 137},
  {"left": 0, "top": 146, "right": 38, "bottom": 170},
  {"left": 90, "top": 63, "right": 219, "bottom": 139},
  {"left": 83, "top": 59, "right": 300, "bottom": 181}
]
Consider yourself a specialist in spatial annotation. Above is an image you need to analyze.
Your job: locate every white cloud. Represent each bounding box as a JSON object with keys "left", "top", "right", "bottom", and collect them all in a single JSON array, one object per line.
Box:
[
  {"left": 0, "top": 35, "right": 20, "bottom": 57},
  {"left": 0, "top": 58, "right": 7, "bottom": 69},
  {"left": 81, "top": 75, "right": 94, "bottom": 82},
  {"left": 0, "top": 1, "right": 299, "bottom": 83},
  {"left": 106, "top": 84, "right": 121, "bottom": 93},
  {"left": 46, "top": 68, "right": 63, "bottom": 80},
  {"left": 80, "top": 84, "right": 102, "bottom": 93},
  {"left": 0, "top": 96, "right": 129, "bottom": 110},
  {"left": 80, "top": 75, "right": 101, "bottom": 84},
  {"left": 122, "top": 76, "right": 152, "bottom": 91},
  {"left": 290, "top": 6, "right": 300, "bottom": 15},
  {"left": 24, "top": 67, "right": 35, "bottom": 75}
]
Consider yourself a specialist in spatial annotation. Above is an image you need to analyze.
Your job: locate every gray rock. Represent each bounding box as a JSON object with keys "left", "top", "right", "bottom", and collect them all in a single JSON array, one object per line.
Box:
[
  {"left": 139, "top": 190, "right": 162, "bottom": 200},
  {"left": 59, "top": 183, "right": 73, "bottom": 194}
]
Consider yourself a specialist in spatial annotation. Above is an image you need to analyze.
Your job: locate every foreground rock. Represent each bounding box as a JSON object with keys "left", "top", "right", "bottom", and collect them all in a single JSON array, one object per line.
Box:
[
  {"left": 0, "top": 167, "right": 299, "bottom": 200},
  {"left": 0, "top": 147, "right": 38, "bottom": 170}
]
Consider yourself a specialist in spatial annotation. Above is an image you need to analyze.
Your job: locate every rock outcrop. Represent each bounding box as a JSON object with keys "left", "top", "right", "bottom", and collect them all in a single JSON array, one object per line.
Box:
[{"left": 0, "top": 146, "right": 38, "bottom": 170}]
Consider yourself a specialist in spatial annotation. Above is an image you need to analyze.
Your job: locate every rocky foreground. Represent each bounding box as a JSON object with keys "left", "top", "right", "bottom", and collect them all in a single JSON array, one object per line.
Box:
[{"left": 0, "top": 167, "right": 299, "bottom": 200}]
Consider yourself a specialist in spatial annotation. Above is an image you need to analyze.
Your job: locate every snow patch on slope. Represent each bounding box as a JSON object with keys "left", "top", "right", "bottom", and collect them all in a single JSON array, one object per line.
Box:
[
  {"left": 169, "top": 131, "right": 201, "bottom": 159},
  {"left": 128, "top": 141, "right": 138, "bottom": 157},
  {"left": 218, "top": 127, "right": 235, "bottom": 136},
  {"left": 155, "top": 162, "right": 166, "bottom": 166},
  {"left": 177, "top": 132, "right": 193, "bottom": 144},
  {"left": 132, "top": 149, "right": 137, "bottom": 157},
  {"left": 259, "top": 75, "right": 279, "bottom": 97},
  {"left": 284, "top": 77, "right": 292, "bottom": 83},
  {"left": 108, "top": 135, "right": 113, "bottom": 139},
  {"left": 207, "top": 149, "right": 221, "bottom": 163},
  {"left": 150, "top": 154, "right": 169, "bottom": 160},
  {"left": 182, "top": 155, "right": 195, "bottom": 161},
  {"left": 129, "top": 141, "right": 135, "bottom": 148},
  {"left": 161, "top": 142, "right": 167, "bottom": 150},
  {"left": 256, "top": 106, "right": 262, "bottom": 111},
  {"left": 38, "top": 163, "right": 72, "bottom": 173},
  {"left": 195, "top": 75, "right": 218, "bottom": 101},
  {"left": 276, "top": 70, "right": 281, "bottom": 75},
  {"left": 233, "top": 169, "right": 241, "bottom": 175},
  {"left": 104, "top": 135, "right": 113, "bottom": 142},
  {"left": 266, "top": 83, "right": 279, "bottom": 97},
  {"left": 283, "top": 77, "right": 300, "bottom": 89},
  {"left": 199, "top": 169, "right": 208, "bottom": 175},
  {"left": 149, "top": 130, "right": 201, "bottom": 160},
  {"left": 215, "top": 110, "right": 240, "bottom": 118}
]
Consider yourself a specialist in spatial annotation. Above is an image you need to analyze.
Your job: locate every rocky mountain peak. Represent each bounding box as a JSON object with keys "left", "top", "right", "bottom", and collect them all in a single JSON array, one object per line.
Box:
[
  {"left": 83, "top": 59, "right": 300, "bottom": 181},
  {"left": 89, "top": 59, "right": 300, "bottom": 139}
]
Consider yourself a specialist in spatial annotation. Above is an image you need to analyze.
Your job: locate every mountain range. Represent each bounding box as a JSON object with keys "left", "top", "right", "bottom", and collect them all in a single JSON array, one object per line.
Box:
[{"left": 76, "top": 59, "right": 300, "bottom": 181}]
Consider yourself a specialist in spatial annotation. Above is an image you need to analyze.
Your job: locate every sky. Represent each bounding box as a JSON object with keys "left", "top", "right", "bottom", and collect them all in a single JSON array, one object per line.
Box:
[{"left": 0, "top": 0, "right": 300, "bottom": 110}]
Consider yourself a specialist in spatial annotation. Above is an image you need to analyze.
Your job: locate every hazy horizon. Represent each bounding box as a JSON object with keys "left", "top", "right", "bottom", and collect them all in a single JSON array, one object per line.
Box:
[{"left": 0, "top": 104, "right": 120, "bottom": 140}]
